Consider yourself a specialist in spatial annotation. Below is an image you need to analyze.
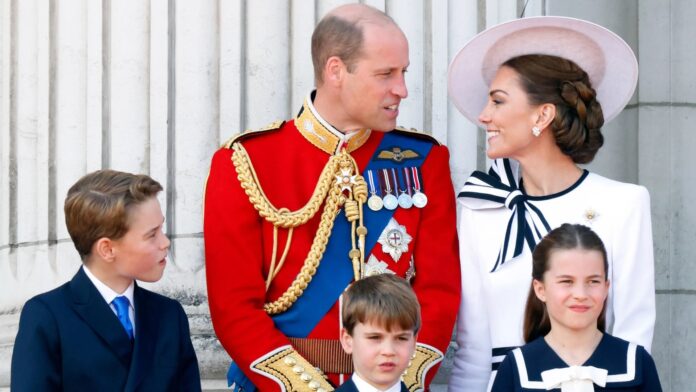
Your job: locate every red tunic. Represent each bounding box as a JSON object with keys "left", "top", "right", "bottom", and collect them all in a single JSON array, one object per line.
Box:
[{"left": 204, "top": 100, "right": 460, "bottom": 391}]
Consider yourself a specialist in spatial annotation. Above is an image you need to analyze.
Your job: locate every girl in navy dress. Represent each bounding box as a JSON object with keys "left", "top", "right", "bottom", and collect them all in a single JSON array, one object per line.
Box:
[{"left": 491, "top": 224, "right": 661, "bottom": 391}]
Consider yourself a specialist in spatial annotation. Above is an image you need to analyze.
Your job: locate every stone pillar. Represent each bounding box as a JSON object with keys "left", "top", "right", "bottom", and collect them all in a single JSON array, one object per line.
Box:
[
  {"left": 638, "top": 1, "right": 696, "bottom": 390},
  {"left": 3, "top": 0, "right": 689, "bottom": 391}
]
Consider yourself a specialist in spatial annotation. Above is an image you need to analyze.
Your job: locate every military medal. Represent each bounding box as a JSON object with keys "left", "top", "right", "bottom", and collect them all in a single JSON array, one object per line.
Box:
[
  {"left": 366, "top": 170, "right": 383, "bottom": 211},
  {"left": 368, "top": 195, "right": 383, "bottom": 211},
  {"left": 381, "top": 169, "right": 398, "bottom": 210},
  {"left": 397, "top": 167, "right": 413, "bottom": 209},
  {"left": 398, "top": 193, "right": 413, "bottom": 209},
  {"left": 410, "top": 167, "right": 428, "bottom": 208}
]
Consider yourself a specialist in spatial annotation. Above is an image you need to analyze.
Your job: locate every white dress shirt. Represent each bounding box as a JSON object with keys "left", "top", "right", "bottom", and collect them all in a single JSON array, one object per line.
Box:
[
  {"left": 83, "top": 265, "right": 136, "bottom": 337},
  {"left": 352, "top": 373, "right": 402, "bottom": 392}
]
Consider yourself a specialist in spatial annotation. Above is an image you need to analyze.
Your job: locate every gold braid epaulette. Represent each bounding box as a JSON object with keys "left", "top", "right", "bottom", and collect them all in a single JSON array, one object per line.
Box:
[
  {"left": 231, "top": 142, "right": 366, "bottom": 315},
  {"left": 231, "top": 142, "right": 337, "bottom": 229}
]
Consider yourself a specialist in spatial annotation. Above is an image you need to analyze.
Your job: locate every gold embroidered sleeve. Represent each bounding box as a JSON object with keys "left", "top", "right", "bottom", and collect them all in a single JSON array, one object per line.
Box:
[
  {"left": 402, "top": 343, "right": 444, "bottom": 392},
  {"left": 251, "top": 346, "right": 335, "bottom": 392}
]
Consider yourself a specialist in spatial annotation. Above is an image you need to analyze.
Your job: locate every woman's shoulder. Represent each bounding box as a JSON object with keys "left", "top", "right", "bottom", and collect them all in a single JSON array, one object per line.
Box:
[
  {"left": 581, "top": 172, "right": 651, "bottom": 213},
  {"left": 585, "top": 172, "right": 650, "bottom": 198}
]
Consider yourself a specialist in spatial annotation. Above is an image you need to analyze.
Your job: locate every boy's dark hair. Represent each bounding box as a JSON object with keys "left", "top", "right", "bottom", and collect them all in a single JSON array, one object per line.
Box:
[
  {"left": 523, "top": 223, "right": 608, "bottom": 342},
  {"left": 64, "top": 169, "right": 163, "bottom": 260},
  {"left": 342, "top": 274, "right": 421, "bottom": 335}
]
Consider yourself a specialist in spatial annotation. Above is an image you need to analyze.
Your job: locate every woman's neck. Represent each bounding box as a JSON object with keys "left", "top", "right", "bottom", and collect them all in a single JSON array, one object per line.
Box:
[
  {"left": 544, "top": 326, "right": 603, "bottom": 366},
  {"left": 516, "top": 144, "right": 583, "bottom": 197}
]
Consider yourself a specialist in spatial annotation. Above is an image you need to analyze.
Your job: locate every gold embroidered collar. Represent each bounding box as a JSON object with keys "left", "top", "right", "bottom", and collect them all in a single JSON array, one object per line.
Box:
[{"left": 295, "top": 93, "right": 371, "bottom": 155}]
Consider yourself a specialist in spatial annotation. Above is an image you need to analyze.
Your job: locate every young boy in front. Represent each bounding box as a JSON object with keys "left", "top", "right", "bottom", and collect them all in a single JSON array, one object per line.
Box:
[
  {"left": 11, "top": 170, "right": 201, "bottom": 392},
  {"left": 338, "top": 274, "right": 421, "bottom": 392}
]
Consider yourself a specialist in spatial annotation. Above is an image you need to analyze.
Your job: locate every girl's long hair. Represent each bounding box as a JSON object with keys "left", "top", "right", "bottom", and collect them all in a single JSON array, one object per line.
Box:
[{"left": 523, "top": 223, "right": 608, "bottom": 342}]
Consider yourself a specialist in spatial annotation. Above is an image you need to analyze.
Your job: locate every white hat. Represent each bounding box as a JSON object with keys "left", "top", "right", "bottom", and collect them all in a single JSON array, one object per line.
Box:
[{"left": 447, "top": 16, "right": 638, "bottom": 124}]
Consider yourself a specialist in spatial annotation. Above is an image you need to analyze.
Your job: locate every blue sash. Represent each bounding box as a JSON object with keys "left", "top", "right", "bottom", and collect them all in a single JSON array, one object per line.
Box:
[{"left": 227, "top": 131, "right": 433, "bottom": 389}]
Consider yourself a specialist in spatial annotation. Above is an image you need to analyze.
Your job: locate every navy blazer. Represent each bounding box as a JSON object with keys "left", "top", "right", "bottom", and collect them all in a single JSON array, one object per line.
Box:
[
  {"left": 11, "top": 267, "right": 201, "bottom": 392},
  {"left": 335, "top": 378, "right": 409, "bottom": 392}
]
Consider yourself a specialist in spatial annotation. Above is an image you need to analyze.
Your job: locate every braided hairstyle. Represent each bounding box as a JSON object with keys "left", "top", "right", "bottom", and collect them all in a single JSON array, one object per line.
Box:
[{"left": 503, "top": 54, "right": 605, "bottom": 164}]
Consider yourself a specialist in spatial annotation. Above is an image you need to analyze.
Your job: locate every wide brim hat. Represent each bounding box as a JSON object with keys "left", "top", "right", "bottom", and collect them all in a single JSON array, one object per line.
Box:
[{"left": 447, "top": 16, "right": 638, "bottom": 124}]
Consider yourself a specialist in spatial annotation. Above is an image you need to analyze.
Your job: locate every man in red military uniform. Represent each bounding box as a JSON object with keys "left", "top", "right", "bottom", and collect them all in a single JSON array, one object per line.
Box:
[{"left": 204, "top": 4, "right": 460, "bottom": 391}]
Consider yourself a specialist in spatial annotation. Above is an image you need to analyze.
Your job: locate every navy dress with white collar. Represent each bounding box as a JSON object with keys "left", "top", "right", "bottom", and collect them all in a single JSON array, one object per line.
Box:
[{"left": 491, "top": 333, "right": 662, "bottom": 391}]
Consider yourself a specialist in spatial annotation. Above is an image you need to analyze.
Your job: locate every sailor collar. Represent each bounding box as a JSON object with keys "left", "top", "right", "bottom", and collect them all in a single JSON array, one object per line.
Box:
[
  {"left": 295, "top": 92, "right": 371, "bottom": 155},
  {"left": 509, "top": 334, "right": 642, "bottom": 390}
]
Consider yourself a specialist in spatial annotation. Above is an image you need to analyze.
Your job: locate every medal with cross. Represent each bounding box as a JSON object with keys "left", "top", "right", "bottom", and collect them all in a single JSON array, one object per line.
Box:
[{"left": 377, "top": 218, "right": 412, "bottom": 262}]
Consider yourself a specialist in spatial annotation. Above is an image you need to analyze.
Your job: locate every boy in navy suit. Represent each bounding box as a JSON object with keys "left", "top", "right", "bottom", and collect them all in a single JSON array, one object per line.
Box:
[
  {"left": 11, "top": 170, "right": 201, "bottom": 392},
  {"left": 337, "top": 274, "right": 421, "bottom": 392}
]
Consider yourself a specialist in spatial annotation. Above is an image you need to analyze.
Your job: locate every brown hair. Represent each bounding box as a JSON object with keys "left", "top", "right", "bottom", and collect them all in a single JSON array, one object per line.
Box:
[
  {"left": 523, "top": 223, "right": 608, "bottom": 342},
  {"left": 503, "top": 54, "right": 605, "bottom": 164},
  {"left": 311, "top": 6, "right": 396, "bottom": 85},
  {"left": 342, "top": 274, "right": 421, "bottom": 335},
  {"left": 64, "top": 169, "right": 163, "bottom": 260}
]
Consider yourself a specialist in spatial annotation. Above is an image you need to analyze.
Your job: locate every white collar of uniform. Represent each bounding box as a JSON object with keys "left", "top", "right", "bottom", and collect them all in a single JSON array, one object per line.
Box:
[
  {"left": 82, "top": 265, "right": 135, "bottom": 308},
  {"left": 351, "top": 373, "right": 402, "bottom": 392}
]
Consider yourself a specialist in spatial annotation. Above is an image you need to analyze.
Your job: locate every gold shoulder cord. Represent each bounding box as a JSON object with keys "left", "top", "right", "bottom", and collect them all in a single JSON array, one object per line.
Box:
[{"left": 231, "top": 142, "right": 368, "bottom": 315}]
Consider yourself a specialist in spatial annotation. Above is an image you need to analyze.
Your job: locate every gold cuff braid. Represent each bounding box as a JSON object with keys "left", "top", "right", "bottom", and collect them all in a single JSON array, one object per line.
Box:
[
  {"left": 402, "top": 344, "right": 444, "bottom": 392},
  {"left": 231, "top": 142, "right": 367, "bottom": 314},
  {"left": 252, "top": 347, "right": 334, "bottom": 392}
]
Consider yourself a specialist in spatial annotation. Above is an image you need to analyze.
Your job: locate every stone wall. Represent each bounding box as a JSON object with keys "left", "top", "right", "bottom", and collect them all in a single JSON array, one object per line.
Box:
[{"left": 1, "top": 0, "right": 693, "bottom": 390}]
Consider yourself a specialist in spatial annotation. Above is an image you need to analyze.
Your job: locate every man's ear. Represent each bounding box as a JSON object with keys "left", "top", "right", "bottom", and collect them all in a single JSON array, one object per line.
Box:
[
  {"left": 324, "top": 56, "right": 346, "bottom": 86},
  {"left": 94, "top": 237, "right": 116, "bottom": 263},
  {"left": 532, "top": 279, "right": 546, "bottom": 302},
  {"left": 339, "top": 327, "right": 354, "bottom": 355}
]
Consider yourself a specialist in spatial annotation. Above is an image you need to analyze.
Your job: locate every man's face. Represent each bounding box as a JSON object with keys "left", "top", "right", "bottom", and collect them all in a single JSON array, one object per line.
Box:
[{"left": 338, "top": 23, "right": 409, "bottom": 132}]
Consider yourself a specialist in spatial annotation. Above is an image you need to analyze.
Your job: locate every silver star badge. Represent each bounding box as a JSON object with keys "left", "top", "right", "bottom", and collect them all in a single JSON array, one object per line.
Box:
[
  {"left": 364, "top": 255, "right": 395, "bottom": 277},
  {"left": 377, "top": 218, "right": 412, "bottom": 262}
]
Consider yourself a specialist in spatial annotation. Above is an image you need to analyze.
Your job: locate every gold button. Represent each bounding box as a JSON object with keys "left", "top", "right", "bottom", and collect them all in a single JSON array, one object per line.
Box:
[
  {"left": 308, "top": 381, "right": 320, "bottom": 390},
  {"left": 317, "top": 388, "right": 328, "bottom": 392},
  {"left": 292, "top": 365, "right": 304, "bottom": 374},
  {"left": 283, "top": 356, "right": 297, "bottom": 366},
  {"left": 300, "top": 372, "right": 312, "bottom": 382}
]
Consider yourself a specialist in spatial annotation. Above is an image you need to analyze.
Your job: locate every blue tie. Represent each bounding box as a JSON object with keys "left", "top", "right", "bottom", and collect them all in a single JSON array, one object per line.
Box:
[{"left": 112, "top": 296, "right": 134, "bottom": 340}]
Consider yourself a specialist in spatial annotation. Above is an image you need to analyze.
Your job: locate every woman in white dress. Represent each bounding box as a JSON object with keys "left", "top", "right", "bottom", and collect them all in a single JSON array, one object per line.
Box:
[{"left": 446, "top": 16, "right": 655, "bottom": 391}]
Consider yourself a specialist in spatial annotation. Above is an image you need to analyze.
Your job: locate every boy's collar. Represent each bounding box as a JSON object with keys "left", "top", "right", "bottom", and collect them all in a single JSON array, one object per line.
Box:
[
  {"left": 351, "top": 373, "right": 402, "bottom": 392},
  {"left": 82, "top": 265, "right": 135, "bottom": 307}
]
